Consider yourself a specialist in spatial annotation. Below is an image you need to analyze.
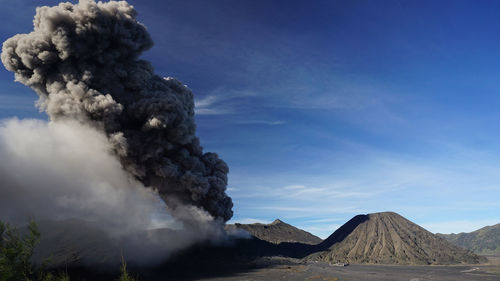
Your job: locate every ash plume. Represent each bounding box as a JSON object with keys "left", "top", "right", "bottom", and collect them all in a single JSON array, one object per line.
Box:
[{"left": 1, "top": 0, "right": 233, "bottom": 221}]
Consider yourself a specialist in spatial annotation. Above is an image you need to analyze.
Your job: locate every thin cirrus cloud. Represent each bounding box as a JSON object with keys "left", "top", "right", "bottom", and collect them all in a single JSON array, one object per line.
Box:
[
  {"left": 233, "top": 218, "right": 273, "bottom": 225},
  {"left": 421, "top": 220, "right": 500, "bottom": 235},
  {"left": 234, "top": 120, "right": 286, "bottom": 126},
  {"left": 192, "top": 70, "right": 407, "bottom": 137},
  {"left": 194, "top": 88, "right": 258, "bottom": 115},
  {"left": 194, "top": 95, "right": 229, "bottom": 115},
  {"left": 194, "top": 89, "right": 287, "bottom": 125},
  {"left": 298, "top": 224, "right": 342, "bottom": 240}
]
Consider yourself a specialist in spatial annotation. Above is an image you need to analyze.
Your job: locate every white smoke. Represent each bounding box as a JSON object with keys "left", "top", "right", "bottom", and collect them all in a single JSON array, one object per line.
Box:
[
  {"left": 0, "top": 118, "right": 157, "bottom": 228},
  {"left": 0, "top": 118, "right": 224, "bottom": 266}
]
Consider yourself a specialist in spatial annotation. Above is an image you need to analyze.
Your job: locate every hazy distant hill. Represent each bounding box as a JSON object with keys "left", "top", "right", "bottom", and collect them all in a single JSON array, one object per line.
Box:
[
  {"left": 226, "top": 219, "right": 322, "bottom": 245},
  {"left": 306, "top": 212, "right": 486, "bottom": 265},
  {"left": 438, "top": 223, "right": 500, "bottom": 255}
]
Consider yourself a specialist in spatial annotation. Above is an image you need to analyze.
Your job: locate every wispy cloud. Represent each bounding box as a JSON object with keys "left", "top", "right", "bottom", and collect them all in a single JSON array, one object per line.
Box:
[
  {"left": 194, "top": 95, "right": 219, "bottom": 108},
  {"left": 283, "top": 184, "right": 306, "bottom": 190},
  {"left": 230, "top": 182, "right": 375, "bottom": 201},
  {"left": 253, "top": 205, "right": 361, "bottom": 214},
  {"left": 422, "top": 219, "right": 500, "bottom": 234},
  {"left": 228, "top": 218, "right": 272, "bottom": 225},
  {"left": 299, "top": 224, "right": 342, "bottom": 239},
  {"left": 304, "top": 218, "right": 345, "bottom": 224},
  {"left": 194, "top": 88, "right": 258, "bottom": 115},
  {"left": 234, "top": 120, "right": 286, "bottom": 126},
  {"left": 193, "top": 89, "right": 287, "bottom": 126},
  {"left": 194, "top": 95, "right": 231, "bottom": 115},
  {"left": 194, "top": 108, "right": 229, "bottom": 115}
]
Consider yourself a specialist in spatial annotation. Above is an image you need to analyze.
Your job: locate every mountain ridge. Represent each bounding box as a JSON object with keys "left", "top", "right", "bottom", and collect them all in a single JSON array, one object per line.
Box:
[
  {"left": 226, "top": 219, "right": 322, "bottom": 245},
  {"left": 438, "top": 223, "right": 500, "bottom": 255},
  {"left": 26, "top": 212, "right": 489, "bottom": 269}
]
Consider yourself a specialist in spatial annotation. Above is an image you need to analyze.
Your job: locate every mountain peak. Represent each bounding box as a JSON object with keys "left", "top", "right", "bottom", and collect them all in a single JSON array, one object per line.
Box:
[
  {"left": 271, "top": 219, "right": 284, "bottom": 225},
  {"left": 227, "top": 219, "right": 322, "bottom": 245},
  {"left": 308, "top": 211, "right": 486, "bottom": 265},
  {"left": 369, "top": 211, "right": 400, "bottom": 218}
]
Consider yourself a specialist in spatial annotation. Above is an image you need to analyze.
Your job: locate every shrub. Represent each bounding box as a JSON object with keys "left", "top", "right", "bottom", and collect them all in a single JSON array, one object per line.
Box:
[
  {"left": 116, "top": 255, "right": 137, "bottom": 281},
  {"left": 41, "top": 273, "right": 70, "bottom": 281},
  {"left": 0, "top": 220, "right": 40, "bottom": 281},
  {"left": 1, "top": 220, "right": 139, "bottom": 281}
]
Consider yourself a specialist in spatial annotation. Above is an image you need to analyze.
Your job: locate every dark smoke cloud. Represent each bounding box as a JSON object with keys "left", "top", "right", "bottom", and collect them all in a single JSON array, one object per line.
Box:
[{"left": 1, "top": 0, "right": 233, "bottom": 221}]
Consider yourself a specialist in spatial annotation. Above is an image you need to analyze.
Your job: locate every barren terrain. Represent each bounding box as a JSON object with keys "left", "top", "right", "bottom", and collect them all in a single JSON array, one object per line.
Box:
[
  {"left": 308, "top": 212, "right": 485, "bottom": 265},
  {"left": 193, "top": 255, "right": 500, "bottom": 281},
  {"left": 226, "top": 219, "right": 322, "bottom": 245}
]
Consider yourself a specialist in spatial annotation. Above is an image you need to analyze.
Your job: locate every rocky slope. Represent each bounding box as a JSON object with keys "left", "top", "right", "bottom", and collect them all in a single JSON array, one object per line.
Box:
[
  {"left": 438, "top": 223, "right": 500, "bottom": 255},
  {"left": 306, "top": 212, "right": 486, "bottom": 265},
  {"left": 226, "top": 219, "right": 322, "bottom": 245}
]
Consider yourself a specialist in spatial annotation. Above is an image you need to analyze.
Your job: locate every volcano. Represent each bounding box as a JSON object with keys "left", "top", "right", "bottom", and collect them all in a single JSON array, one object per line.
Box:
[
  {"left": 306, "top": 212, "right": 486, "bottom": 265},
  {"left": 226, "top": 219, "right": 322, "bottom": 245}
]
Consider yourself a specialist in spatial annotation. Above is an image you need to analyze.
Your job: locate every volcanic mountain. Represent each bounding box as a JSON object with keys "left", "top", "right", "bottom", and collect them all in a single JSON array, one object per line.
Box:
[
  {"left": 226, "top": 219, "right": 322, "bottom": 245},
  {"left": 438, "top": 223, "right": 500, "bottom": 255},
  {"left": 306, "top": 212, "right": 487, "bottom": 265}
]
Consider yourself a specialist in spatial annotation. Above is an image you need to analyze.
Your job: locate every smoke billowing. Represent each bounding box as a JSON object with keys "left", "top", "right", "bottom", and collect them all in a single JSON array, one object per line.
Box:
[
  {"left": 0, "top": 0, "right": 233, "bottom": 265},
  {"left": 0, "top": 119, "right": 225, "bottom": 265},
  {"left": 1, "top": 0, "right": 232, "bottom": 221}
]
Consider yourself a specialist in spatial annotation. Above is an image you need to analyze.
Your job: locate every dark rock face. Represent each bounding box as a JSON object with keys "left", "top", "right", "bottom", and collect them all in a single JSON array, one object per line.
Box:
[
  {"left": 306, "top": 212, "right": 487, "bottom": 265},
  {"left": 226, "top": 219, "right": 323, "bottom": 245},
  {"left": 438, "top": 223, "right": 500, "bottom": 255}
]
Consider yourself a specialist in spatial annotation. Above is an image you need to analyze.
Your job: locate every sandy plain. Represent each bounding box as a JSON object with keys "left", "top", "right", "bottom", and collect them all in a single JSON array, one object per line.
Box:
[{"left": 193, "top": 255, "right": 500, "bottom": 281}]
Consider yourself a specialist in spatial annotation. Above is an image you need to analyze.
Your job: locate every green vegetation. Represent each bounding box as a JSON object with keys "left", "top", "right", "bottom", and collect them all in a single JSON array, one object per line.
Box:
[
  {"left": 0, "top": 220, "right": 138, "bottom": 281},
  {"left": 0, "top": 220, "right": 41, "bottom": 281},
  {"left": 116, "top": 256, "right": 138, "bottom": 281},
  {"left": 41, "top": 273, "right": 70, "bottom": 281}
]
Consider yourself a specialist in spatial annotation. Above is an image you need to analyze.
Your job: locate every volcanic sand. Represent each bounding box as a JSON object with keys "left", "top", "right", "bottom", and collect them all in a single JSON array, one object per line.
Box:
[{"left": 193, "top": 256, "right": 500, "bottom": 281}]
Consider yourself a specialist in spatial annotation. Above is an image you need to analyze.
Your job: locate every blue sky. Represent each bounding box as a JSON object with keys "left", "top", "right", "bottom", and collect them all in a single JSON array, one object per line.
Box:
[{"left": 2, "top": 0, "right": 500, "bottom": 238}]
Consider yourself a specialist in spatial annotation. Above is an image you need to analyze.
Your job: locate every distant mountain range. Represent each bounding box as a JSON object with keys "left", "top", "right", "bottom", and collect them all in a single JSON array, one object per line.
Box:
[
  {"left": 25, "top": 212, "right": 492, "bottom": 280},
  {"left": 229, "top": 212, "right": 486, "bottom": 265},
  {"left": 438, "top": 223, "right": 500, "bottom": 255},
  {"left": 28, "top": 211, "right": 490, "bottom": 272},
  {"left": 226, "top": 219, "right": 322, "bottom": 245}
]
